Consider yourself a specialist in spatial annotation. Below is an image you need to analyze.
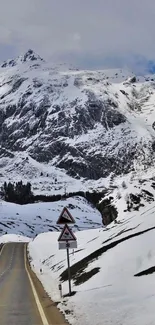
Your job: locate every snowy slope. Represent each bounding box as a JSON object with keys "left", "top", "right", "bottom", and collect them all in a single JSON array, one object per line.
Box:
[
  {"left": 29, "top": 200, "right": 155, "bottom": 325},
  {"left": 0, "top": 196, "right": 102, "bottom": 237},
  {"left": 0, "top": 234, "right": 30, "bottom": 243},
  {"left": 1, "top": 50, "right": 155, "bottom": 196}
]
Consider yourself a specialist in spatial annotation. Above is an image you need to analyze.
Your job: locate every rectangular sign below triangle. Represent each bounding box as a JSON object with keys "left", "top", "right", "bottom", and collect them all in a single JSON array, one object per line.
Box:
[
  {"left": 59, "top": 241, "right": 77, "bottom": 250},
  {"left": 58, "top": 224, "right": 77, "bottom": 242},
  {"left": 56, "top": 207, "right": 75, "bottom": 224}
]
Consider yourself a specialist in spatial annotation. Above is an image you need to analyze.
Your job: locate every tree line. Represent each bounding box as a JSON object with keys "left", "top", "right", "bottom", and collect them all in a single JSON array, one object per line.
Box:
[
  {"left": 1, "top": 181, "right": 33, "bottom": 204},
  {"left": 0, "top": 181, "right": 107, "bottom": 205}
]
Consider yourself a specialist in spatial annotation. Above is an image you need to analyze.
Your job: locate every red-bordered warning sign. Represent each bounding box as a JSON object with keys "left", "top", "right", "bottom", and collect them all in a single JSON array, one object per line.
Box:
[
  {"left": 56, "top": 207, "right": 75, "bottom": 224},
  {"left": 58, "top": 224, "right": 76, "bottom": 242}
]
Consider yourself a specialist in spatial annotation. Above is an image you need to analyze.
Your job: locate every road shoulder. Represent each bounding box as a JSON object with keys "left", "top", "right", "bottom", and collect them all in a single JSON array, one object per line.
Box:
[{"left": 26, "top": 244, "right": 68, "bottom": 325}]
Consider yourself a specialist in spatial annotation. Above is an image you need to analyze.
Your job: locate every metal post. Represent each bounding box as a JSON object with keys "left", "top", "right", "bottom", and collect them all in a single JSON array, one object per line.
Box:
[
  {"left": 59, "top": 283, "right": 62, "bottom": 298},
  {"left": 66, "top": 244, "right": 71, "bottom": 295}
]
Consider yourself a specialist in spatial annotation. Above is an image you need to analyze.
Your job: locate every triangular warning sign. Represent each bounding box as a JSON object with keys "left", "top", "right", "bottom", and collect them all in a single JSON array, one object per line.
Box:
[
  {"left": 56, "top": 207, "right": 75, "bottom": 224},
  {"left": 58, "top": 224, "right": 76, "bottom": 242}
]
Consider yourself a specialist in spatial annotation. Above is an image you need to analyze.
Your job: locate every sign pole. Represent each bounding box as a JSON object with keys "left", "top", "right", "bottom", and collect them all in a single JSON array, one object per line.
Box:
[
  {"left": 57, "top": 207, "right": 77, "bottom": 296},
  {"left": 66, "top": 242, "right": 71, "bottom": 296}
]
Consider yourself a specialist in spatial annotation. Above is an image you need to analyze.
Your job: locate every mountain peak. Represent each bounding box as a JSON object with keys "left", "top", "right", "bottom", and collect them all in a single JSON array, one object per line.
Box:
[
  {"left": 19, "top": 49, "right": 44, "bottom": 63},
  {"left": 1, "top": 49, "right": 44, "bottom": 68}
]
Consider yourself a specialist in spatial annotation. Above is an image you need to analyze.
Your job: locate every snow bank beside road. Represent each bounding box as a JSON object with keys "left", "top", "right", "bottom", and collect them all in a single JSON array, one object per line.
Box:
[{"left": 29, "top": 201, "right": 155, "bottom": 325}]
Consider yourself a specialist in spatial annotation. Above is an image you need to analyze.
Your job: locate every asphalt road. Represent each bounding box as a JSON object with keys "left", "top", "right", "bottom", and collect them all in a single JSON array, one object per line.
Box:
[{"left": 0, "top": 243, "right": 67, "bottom": 325}]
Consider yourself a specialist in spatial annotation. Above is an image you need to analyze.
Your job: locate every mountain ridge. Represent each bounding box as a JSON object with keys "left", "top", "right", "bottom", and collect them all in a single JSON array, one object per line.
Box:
[{"left": 0, "top": 50, "right": 155, "bottom": 200}]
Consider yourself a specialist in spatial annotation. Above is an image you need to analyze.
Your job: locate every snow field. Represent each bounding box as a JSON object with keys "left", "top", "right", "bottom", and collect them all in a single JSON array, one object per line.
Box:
[{"left": 0, "top": 196, "right": 103, "bottom": 236}]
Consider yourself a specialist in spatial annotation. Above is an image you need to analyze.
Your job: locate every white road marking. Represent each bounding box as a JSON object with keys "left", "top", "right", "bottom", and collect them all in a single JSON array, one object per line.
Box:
[
  {"left": 0, "top": 243, "right": 49, "bottom": 324},
  {"left": 0, "top": 244, "right": 6, "bottom": 256},
  {"left": 0, "top": 244, "right": 15, "bottom": 278},
  {"left": 24, "top": 244, "right": 49, "bottom": 325}
]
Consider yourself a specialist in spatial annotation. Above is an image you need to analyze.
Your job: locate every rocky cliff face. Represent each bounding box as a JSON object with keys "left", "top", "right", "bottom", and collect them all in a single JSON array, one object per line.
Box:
[{"left": 0, "top": 50, "right": 155, "bottom": 191}]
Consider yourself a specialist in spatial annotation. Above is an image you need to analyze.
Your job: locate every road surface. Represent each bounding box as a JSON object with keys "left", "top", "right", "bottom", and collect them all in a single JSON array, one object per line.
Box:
[{"left": 0, "top": 243, "right": 67, "bottom": 325}]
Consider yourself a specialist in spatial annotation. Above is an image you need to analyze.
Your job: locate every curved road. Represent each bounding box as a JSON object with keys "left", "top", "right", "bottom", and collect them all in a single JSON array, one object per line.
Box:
[{"left": 0, "top": 243, "right": 66, "bottom": 325}]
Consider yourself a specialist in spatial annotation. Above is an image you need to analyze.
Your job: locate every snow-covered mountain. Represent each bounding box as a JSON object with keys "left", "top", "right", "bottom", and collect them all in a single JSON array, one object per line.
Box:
[
  {"left": 1, "top": 49, "right": 155, "bottom": 197},
  {"left": 1, "top": 50, "right": 155, "bottom": 324}
]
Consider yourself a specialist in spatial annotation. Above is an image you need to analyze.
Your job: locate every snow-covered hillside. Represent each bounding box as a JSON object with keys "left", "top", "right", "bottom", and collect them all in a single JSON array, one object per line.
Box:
[
  {"left": 29, "top": 200, "right": 155, "bottom": 325},
  {"left": 0, "top": 196, "right": 102, "bottom": 237},
  {"left": 1, "top": 49, "right": 155, "bottom": 324},
  {"left": 1, "top": 49, "right": 155, "bottom": 197}
]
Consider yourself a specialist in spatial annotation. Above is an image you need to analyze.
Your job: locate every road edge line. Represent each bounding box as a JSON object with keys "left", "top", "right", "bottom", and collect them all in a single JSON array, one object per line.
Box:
[
  {"left": 0, "top": 244, "right": 5, "bottom": 256},
  {"left": 24, "top": 244, "right": 49, "bottom": 325}
]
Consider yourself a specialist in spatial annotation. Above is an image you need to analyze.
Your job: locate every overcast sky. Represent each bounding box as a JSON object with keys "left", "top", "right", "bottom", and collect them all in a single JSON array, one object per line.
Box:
[{"left": 0, "top": 0, "right": 155, "bottom": 73}]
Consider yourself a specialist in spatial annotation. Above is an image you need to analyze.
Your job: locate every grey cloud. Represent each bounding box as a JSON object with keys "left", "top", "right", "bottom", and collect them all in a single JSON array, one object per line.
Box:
[{"left": 0, "top": 0, "right": 155, "bottom": 71}]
